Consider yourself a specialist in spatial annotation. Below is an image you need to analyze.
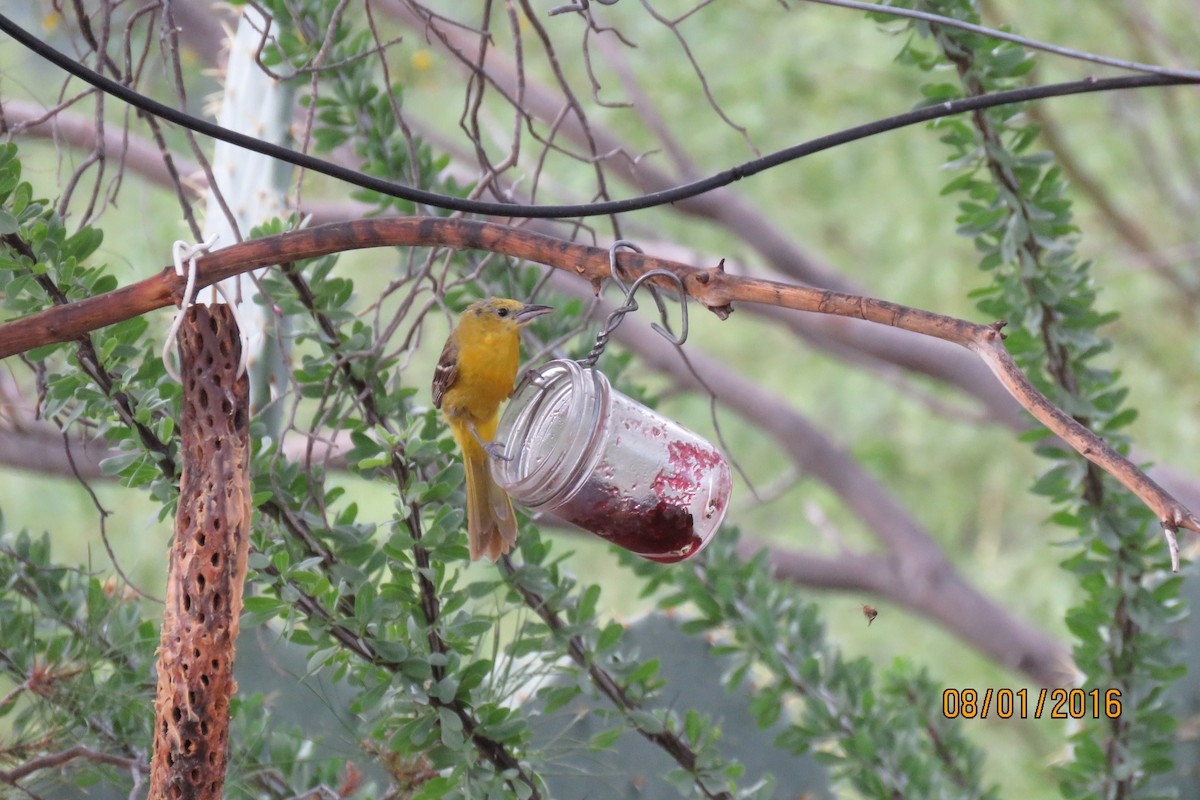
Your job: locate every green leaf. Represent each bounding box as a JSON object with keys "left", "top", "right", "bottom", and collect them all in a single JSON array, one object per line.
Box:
[
  {"left": 98, "top": 451, "right": 141, "bottom": 476},
  {"left": 596, "top": 621, "right": 624, "bottom": 652},
  {"left": 589, "top": 726, "right": 624, "bottom": 750},
  {"left": 626, "top": 709, "right": 665, "bottom": 735},
  {"left": 576, "top": 583, "right": 601, "bottom": 623},
  {"left": 538, "top": 684, "right": 580, "bottom": 715}
]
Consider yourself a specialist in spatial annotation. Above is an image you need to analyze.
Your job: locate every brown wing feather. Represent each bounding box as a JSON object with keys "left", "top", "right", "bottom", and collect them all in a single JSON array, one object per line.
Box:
[{"left": 431, "top": 334, "right": 459, "bottom": 410}]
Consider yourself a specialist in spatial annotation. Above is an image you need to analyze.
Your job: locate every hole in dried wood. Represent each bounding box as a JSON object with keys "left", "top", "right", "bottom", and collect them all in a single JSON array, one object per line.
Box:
[
  {"left": 198, "top": 388, "right": 208, "bottom": 409},
  {"left": 235, "top": 407, "right": 246, "bottom": 429},
  {"left": 198, "top": 612, "right": 206, "bottom": 624},
  {"left": 200, "top": 720, "right": 209, "bottom": 734},
  {"left": 214, "top": 438, "right": 223, "bottom": 452},
  {"left": 206, "top": 415, "right": 214, "bottom": 428},
  {"left": 208, "top": 752, "right": 217, "bottom": 765},
  {"left": 188, "top": 690, "right": 197, "bottom": 707},
  {"left": 193, "top": 648, "right": 201, "bottom": 658},
  {"left": 173, "top": 706, "right": 182, "bottom": 723},
  {"left": 200, "top": 673, "right": 209, "bottom": 686},
  {"left": 221, "top": 397, "right": 232, "bottom": 414},
  {"left": 197, "top": 573, "right": 206, "bottom": 591},
  {"left": 211, "top": 552, "right": 220, "bottom": 568},
  {"left": 212, "top": 591, "right": 222, "bottom": 610},
  {"left": 211, "top": 658, "right": 220, "bottom": 670},
  {"left": 197, "top": 532, "right": 206, "bottom": 547},
  {"left": 208, "top": 314, "right": 218, "bottom": 333},
  {"left": 213, "top": 373, "right": 222, "bottom": 387},
  {"left": 190, "top": 768, "right": 200, "bottom": 783},
  {"left": 183, "top": 738, "right": 195, "bottom": 754},
  {"left": 219, "top": 337, "right": 230, "bottom": 355},
  {"left": 183, "top": 593, "right": 191, "bottom": 612}
]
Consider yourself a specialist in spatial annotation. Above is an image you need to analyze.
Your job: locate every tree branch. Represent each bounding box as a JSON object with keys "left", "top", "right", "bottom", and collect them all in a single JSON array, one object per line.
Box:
[
  {"left": 0, "top": 744, "right": 147, "bottom": 786},
  {"left": 4, "top": 217, "right": 1192, "bottom": 554}
]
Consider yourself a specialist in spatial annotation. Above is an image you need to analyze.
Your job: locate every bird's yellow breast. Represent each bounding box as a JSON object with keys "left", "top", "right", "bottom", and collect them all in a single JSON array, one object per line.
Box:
[{"left": 440, "top": 317, "right": 521, "bottom": 424}]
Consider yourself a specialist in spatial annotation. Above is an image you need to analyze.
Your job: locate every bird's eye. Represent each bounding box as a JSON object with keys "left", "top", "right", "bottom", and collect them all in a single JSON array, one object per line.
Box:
[{"left": 497, "top": 307, "right": 510, "bottom": 317}]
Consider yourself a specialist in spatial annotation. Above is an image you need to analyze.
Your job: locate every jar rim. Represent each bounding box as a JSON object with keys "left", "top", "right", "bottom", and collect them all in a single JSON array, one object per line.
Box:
[{"left": 491, "top": 359, "right": 608, "bottom": 507}]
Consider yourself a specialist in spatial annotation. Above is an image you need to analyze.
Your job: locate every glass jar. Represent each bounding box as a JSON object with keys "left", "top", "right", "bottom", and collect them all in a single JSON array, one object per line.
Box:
[{"left": 491, "top": 359, "right": 732, "bottom": 562}]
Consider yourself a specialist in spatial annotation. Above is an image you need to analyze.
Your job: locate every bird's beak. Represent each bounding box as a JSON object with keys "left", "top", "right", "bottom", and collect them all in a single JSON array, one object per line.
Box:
[{"left": 516, "top": 304, "right": 554, "bottom": 326}]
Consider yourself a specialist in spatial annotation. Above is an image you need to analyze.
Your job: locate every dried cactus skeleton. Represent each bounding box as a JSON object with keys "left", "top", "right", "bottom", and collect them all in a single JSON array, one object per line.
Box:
[{"left": 149, "top": 305, "right": 251, "bottom": 800}]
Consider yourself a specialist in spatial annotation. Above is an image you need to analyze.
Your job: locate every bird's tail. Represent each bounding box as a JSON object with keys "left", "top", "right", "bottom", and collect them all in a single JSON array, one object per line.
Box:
[{"left": 460, "top": 425, "right": 518, "bottom": 561}]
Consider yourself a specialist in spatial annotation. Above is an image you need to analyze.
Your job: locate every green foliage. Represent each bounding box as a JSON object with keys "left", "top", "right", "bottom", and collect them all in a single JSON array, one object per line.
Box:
[
  {"left": 628, "top": 534, "right": 995, "bottom": 799},
  {"left": 881, "top": 2, "right": 1186, "bottom": 797},
  {"left": 0, "top": 527, "right": 158, "bottom": 791}
]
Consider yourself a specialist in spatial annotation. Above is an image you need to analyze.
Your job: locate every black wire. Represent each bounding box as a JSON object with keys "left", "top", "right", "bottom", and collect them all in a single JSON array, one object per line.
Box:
[{"left": 1, "top": 11, "right": 1192, "bottom": 220}]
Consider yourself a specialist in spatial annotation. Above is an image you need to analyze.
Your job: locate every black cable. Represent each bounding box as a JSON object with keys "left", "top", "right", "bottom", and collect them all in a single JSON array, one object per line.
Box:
[{"left": 1, "top": 11, "right": 1192, "bottom": 220}]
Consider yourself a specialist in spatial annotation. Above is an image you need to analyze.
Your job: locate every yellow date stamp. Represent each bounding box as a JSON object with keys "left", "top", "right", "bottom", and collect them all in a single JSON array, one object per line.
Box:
[{"left": 942, "top": 688, "right": 1122, "bottom": 720}]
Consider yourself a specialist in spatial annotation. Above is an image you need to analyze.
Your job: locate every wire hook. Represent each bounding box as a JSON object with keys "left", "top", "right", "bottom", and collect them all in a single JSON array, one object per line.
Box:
[
  {"left": 161, "top": 235, "right": 251, "bottom": 382},
  {"left": 581, "top": 241, "right": 689, "bottom": 366},
  {"left": 606, "top": 239, "right": 642, "bottom": 296},
  {"left": 161, "top": 237, "right": 213, "bottom": 383}
]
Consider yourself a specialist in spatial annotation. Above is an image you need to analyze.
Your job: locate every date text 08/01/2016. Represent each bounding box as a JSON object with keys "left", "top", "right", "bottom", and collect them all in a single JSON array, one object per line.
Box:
[{"left": 942, "top": 688, "right": 1122, "bottom": 720}]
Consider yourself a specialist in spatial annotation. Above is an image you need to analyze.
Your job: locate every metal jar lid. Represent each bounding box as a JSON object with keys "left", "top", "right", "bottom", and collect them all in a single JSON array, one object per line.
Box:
[{"left": 491, "top": 359, "right": 609, "bottom": 509}]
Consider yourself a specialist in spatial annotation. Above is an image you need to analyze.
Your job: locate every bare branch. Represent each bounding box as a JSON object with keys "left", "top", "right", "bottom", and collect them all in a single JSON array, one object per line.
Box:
[
  {"left": 0, "top": 99, "right": 204, "bottom": 197},
  {"left": 0, "top": 745, "right": 147, "bottom": 786},
  {"left": 3, "top": 216, "right": 1193, "bottom": 550},
  {"left": 806, "top": 0, "right": 1200, "bottom": 80}
]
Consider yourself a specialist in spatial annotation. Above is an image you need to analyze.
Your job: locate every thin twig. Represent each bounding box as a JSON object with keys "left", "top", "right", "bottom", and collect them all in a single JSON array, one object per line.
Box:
[
  {"left": 639, "top": 0, "right": 758, "bottom": 155},
  {"left": 803, "top": 0, "right": 1200, "bottom": 80},
  {"left": 58, "top": 429, "right": 161, "bottom": 603}
]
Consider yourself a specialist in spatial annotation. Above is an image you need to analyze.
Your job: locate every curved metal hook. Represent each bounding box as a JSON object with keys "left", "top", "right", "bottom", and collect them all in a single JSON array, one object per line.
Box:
[
  {"left": 621, "top": 269, "right": 689, "bottom": 347},
  {"left": 582, "top": 241, "right": 689, "bottom": 365},
  {"left": 607, "top": 239, "right": 643, "bottom": 296}
]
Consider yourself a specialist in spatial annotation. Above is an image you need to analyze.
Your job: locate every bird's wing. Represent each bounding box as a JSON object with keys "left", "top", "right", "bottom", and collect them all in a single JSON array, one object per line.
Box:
[{"left": 431, "top": 334, "right": 459, "bottom": 410}]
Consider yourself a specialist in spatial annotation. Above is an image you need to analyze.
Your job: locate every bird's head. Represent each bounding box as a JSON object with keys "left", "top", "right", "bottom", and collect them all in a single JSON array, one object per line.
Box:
[{"left": 468, "top": 297, "right": 554, "bottom": 328}]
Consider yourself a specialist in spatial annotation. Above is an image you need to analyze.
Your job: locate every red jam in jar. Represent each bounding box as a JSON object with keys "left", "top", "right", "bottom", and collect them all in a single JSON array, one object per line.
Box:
[{"left": 491, "top": 360, "right": 731, "bottom": 562}]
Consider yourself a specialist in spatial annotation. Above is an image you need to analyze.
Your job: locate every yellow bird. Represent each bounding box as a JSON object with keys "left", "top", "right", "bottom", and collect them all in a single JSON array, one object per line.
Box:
[{"left": 432, "top": 298, "right": 553, "bottom": 560}]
